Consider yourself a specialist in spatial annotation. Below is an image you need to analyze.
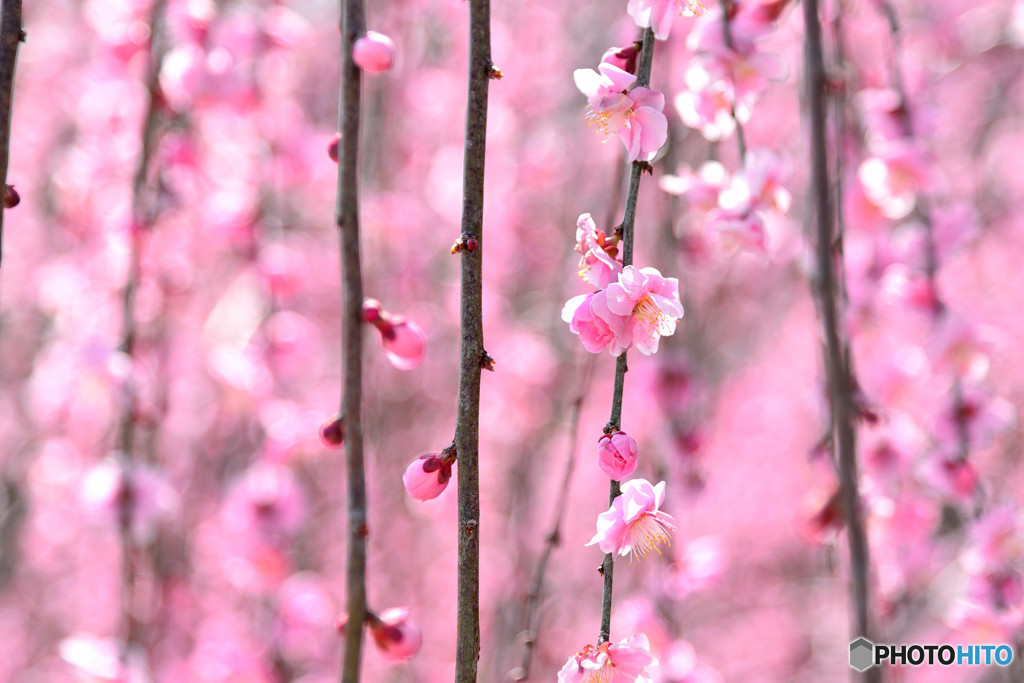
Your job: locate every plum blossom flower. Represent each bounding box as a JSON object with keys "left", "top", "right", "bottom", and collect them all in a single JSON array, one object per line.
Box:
[
  {"left": 598, "top": 431, "right": 639, "bottom": 480},
  {"left": 403, "top": 451, "right": 454, "bottom": 501},
  {"left": 353, "top": 31, "right": 395, "bottom": 73},
  {"left": 81, "top": 457, "right": 180, "bottom": 545},
  {"left": 857, "top": 141, "right": 930, "bottom": 220},
  {"left": 574, "top": 64, "right": 669, "bottom": 162},
  {"left": 368, "top": 608, "right": 422, "bottom": 662},
  {"left": 628, "top": 0, "right": 706, "bottom": 41},
  {"left": 658, "top": 160, "right": 729, "bottom": 213},
  {"left": 575, "top": 213, "right": 622, "bottom": 288},
  {"left": 558, "top": 634, "right": 657, "bottom": 682},
  {"left": 588, "top": 479, "right": 677, "bottom": 562},
  {"left": 705, "top": 148, "right": 789, "bottom": 254},
  {"left": 605, "top": 266, "right": 684, "bottom": 355},
  {"left": 562, "top": 289, "right": 622, "bottom": 355}
]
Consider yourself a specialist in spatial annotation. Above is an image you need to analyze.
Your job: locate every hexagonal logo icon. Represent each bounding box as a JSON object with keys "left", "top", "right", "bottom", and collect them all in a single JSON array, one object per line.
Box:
[{"left": 849, "top": 637, "right": 875, "bottom": 672}]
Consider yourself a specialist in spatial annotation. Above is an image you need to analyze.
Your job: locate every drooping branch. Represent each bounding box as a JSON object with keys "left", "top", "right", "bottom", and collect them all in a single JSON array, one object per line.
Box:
[
  {"left": 0, "top": 0, "right": 23, "bottom": 268},
  {"left": 337, "top": 0, "right": 368, "bottom": 680},
  {"left": 717, "top": 0, "right": 747, "bottom": 161},
  {"left": 115, "top": 0, "right": 169, "bottom": 666},
  {"left": 598, "top": 26, "right": 655, "bottom": 646},
  {"left": 803, "top": 0, "right": 877, "bottom": 675},
  {"left": 455, "top": 0, "right": 491, "bottom": 679}
]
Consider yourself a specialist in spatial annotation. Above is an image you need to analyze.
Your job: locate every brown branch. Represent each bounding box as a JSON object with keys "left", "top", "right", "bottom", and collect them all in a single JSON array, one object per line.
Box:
[
  {"left": 597, "top": 26, "right": 656, "bottom": 646},
  {"left": 455, "top": 0, "right": 491, "bottom": 679},
  {"left": 718, "top": 0, "right": 747, "bottom": 161},
  {"left": 337, "top": 0, "right": 368, "bottom": 680},
  {"left": 0, "top": 0, "right": 23, "bottom": 268},
  {"left": 802, "top": 1, "right": 878, "bottom": 677}
]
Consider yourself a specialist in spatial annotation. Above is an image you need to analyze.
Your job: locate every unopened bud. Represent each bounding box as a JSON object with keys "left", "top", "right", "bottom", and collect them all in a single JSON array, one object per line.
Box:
[
  {"left": 4, "top": 184, "right": 19, "bottom": 209},
  {"left": 328, "top": 133, "right": 341, "bottom": 163},
  {"left": 361, "top": 298, "right": 383, "bottom": 323},
  {"left": 319, "top": 414, "right": 345, "bottom": 448}
]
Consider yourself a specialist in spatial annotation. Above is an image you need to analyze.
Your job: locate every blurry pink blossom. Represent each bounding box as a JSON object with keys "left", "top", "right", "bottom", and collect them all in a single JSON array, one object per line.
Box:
[
  {"left": 657, "top": 639, "right": 723, "bottom": 683},
  {"left": 221, "top": 461, "right": 307, "bottom": 538},
  {"left": 947, "top": 600, "right": 1023, "bottom": 642},
  {"left": 605, "top": 266, "right": 684, "bottom": 356},
  {"left": 59, "top": 633, "right": 150, "bottom": 682},
  {"left": 962, "top": 505, "right": 1024, "bottom": 577},
  {"left": 675, "top": 52, "right": 779, "bottom": 142},
  {"left": 667, "top": 536, "right": 726, "bottom": 598},
  {"left": 557, "top": 634, "right": 657, "bottom": 682},
  {"left": 368, "top": 608, "right": 422, "bottom": 661},
  {"left": 658, "top": 160, "right": 729, "bottom": 213},
  {"left": 598, "top": 431, "right": 639, "bottom": 480},
  {"left": 918, "top": 454, "right": 980, "bottom": 506},
  {"left": 628, "top": 0, "right": 706, "bottom": 41},
  {"left": 855, "top": 88, "right": 908, "bottom": 144},
  {"left": 934, "top": 384, "right": 1015, "bottom": 451},
  {"left": 353, "top": 31, "right": 395, "bottom": 73},
  {"left": 81, "top": 457, "right": 179, "bottom": 545},
  {"left": 403, "top": 452, "right": 454, "bottom": 501},
  {"left": 857, "top": 141, "right": 931, "bottom": 220},
  {"left": 575, "top": 213, "right": 622, "bottom": 288},
  {"left": 588, "top": 479, "right": 677, "bottom": 562},
  {"left": 362, "top": 299, "right": 427, "bottom": 370}
]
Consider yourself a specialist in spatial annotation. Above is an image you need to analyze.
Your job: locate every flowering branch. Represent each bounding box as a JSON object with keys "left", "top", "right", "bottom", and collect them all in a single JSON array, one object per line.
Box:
[
  {"left": 337, "top": 0, "right": 369, "bottom": 679},
  {"left": 803, "top": 0, "right": 877, "bottom": 671},
  {"left": 455, "top": 0, "right": 492, "bottom": 678},
  {"left": 598, "top": 26, "right": 656, "bottom": 646},
  {"left": 0, "top": 0, "right": 23, "bottom": 266}
]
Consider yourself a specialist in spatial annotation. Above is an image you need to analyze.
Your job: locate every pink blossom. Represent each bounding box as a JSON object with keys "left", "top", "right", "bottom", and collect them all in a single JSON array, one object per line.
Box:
[
  {"left": 658, "top": 160, "right": 729, "bottom": 213},
  {"left": 81, "top": 457, "right": 179, "bottom": 545},
  {"left": 857, "top": 141, "right": 931, "bottom": 220},
  {"left": 601, "top": 43, "right": 640, "bottom": 75},
  {"left": 598, "top": 431, "right": 639, "bottom": 480},
  {"left": 574, "top": 65, "right": 668, "bottom": 162},
  {"left": 353, "top": 31, "right": 395, "bottom": 73},
  {"left": 562, "top": 290, "right": 624, "bottom": 355},
  {"left": 588, "top": 479, "right": 677, "bottom": 562},
  {"left": 962, "top": 505, "right": 1024, "bottom": 577},
  {"left": 403, "top": 452, "right": 454, "bottom": 501},
  {"left": 368, "top": 608, "right": 422, "bottom": 662},
  {"left": 628, "top": 0, "right": 706, "bottom": 41},
  {"left": 221, "top": 461, "right": 307, "bottom": 539},
  {"left": 557, "top": 634, "right": 657, "bottom": 682},
  {"left": 605, "top": 266, "right": 684, "bottom": 355},
  {"left": 575, "top": 213, "right": 622, "bottom": 288},
  {"left": 674, "top": 52, "right": 780, "bottom": 142}
]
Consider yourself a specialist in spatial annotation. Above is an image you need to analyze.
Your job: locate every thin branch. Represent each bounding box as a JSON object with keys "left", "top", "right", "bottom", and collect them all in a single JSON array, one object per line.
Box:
[
  {"left": 114, "top": 0, "right": 169, "bottom": 667},
  {"left": 597, "top": 26, "right": 656, "bottom": 646},
  {"left": 802, "top": 1, "right": 878, "bottom": 677},
  {"left": 455, "top": 0, "right": 492, "bottom": 679},
  {"left": 0, "top": 0, "right": 23, "bottom": 267},
  {"left": 337, "top": 0, "right": 368, "bottom": 679},
  {"left": 718, "top": 0, "right": 747, "bottom": 161},
  {"left": 511, "top": 356, "right": 592, "bottom": 680}
]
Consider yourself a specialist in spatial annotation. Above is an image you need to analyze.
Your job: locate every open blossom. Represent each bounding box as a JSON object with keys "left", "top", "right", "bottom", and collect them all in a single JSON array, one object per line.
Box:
[
  {"left": 574, "top": 64, "right": 668, "bottom": 162},
  {"left": 598, "top": 431, "right": 639, "bottom": 480},
  {"left": 562, "top": 289, "right": 622, "bottom": 355},
  {"left": 403, "top": 452, "right": 454, "bottom": 501},
  {"left": 575, "top": 213, "right": 621, "bottom": 288},
  {"left": 588, "top": 479, "right": 677, "bottom": 562},
  {"left": 605, "top": 266, "right": 684, "bottom": 355},
  {"left": 558, "top": 634, "right": 657, "bottom": 682},
  {"left": 628, "top": 0, "right": 706, "bottom": 41}
]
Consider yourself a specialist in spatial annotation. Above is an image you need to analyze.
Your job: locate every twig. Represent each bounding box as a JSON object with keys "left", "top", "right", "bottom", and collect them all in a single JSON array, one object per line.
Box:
[
  {"left": 717, "top": 0, "right": 747, "bottom": 161},
  {"left": 597, "top": 26, "right": 656, "bottom": 646},
  {"left": 115, "top": 0, "right": 169, "bottom": 667},
  {"left": 511, "top": 356, "right": 593, "bottom": 680},
  {"left": 337, "top": 0, "right": 368, "bottom": 679},
  {"left": 455, "top": 0, "right": 492, "bottom": 679},
  {"left": 0, "top": 0, "right": 23, "bottom": 267},
  {"left": 802, "top": 0, "right": 878, "bottom": 677}
]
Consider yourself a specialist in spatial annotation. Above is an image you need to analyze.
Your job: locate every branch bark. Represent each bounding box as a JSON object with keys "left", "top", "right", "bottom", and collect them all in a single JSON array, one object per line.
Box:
[
  {"left": 802, "top": 2, "right": 878, "bottom": 679},
  {"left": 455, "top": 0, "right": 491, "bottom": 679},
  {"left": 0, "top": 0, "right": 22, "bottom": 267},
  {"left": 597, "top": 26, "right": 656, "bottom": 646},
  {"left": 337, "top": 0, "right": 368, "bottom": 680}
]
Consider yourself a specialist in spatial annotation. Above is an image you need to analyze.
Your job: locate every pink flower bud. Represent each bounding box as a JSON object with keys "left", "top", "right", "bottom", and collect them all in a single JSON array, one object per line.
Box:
[
  {"left": 4, "top": 184, "right": 19, "bottom": 209},
  {"left": 403, "top": 453, "right": 453, "bottom": 501},
  {"left": 361, "top": 299, "right": 383, "bottom": 323},
  {"left": 353, "top": 31, "right": 395, "bottom": 73},
  {"left": 379, "top": 318, "right": 426, "bottom": 370},
  {"left": 319, "top": 414, "right": 344, "bottom": 448},
  {"left": 328, "top": 133, "right": 341, "bottom": 163},
  {"left": 598, "top": 431, "right": 639, "bottom": 480},
  {"left": 369, "top": 608, "right": 422, "bottom": 662}
]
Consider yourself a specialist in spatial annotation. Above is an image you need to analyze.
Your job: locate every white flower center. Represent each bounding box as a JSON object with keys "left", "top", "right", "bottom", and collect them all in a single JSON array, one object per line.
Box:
[{"left": 628, "top": 512, "right": 676, "bottom": 563}]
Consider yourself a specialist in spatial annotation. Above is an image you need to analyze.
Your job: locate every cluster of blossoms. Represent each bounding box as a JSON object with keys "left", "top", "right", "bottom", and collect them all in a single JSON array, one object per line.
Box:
[
  {"left": 563, "top": 214, "right": 684, "bottom": 356},
  {"left": 661, "top": 147, "right": 790, "bottom": 253},
  {"left": 674, "top": 1, "right": 786, "bottom": 142}
]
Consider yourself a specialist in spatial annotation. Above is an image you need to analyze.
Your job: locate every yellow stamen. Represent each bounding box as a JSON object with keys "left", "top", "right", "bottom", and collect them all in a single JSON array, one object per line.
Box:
[
  {"left": 628, "top": 513, "right": 675, "bottom": 564},
  {"left": 633, "top": 294, "right": 676, "bottom": 338}
]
